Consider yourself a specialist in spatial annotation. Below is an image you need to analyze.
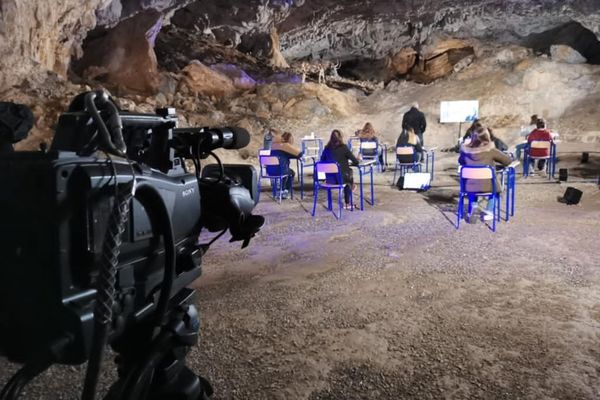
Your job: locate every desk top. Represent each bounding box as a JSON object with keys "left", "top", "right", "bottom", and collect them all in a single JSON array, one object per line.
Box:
[{"left": 355, "top": 160, "right": 376, "bottom": 167}]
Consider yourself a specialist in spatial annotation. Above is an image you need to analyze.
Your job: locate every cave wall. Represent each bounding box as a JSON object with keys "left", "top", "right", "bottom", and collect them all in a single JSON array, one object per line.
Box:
[{"left": 2, "top": 0, "right": 600, "bottom": 93}]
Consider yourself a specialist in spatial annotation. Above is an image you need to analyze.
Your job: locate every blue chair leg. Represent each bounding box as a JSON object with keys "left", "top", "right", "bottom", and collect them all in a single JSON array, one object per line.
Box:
[
  {"left": 456, "top": 192, "right": 464, "bottom": 229},
  {"left": 327, "top": 190, "right": 332, "bottom": 211},
  {"left": 312, "top": 186, "right": 318, "bottom": 216},
  {"left": 337, "top": 188, "right": 343, "bottom": 219}
]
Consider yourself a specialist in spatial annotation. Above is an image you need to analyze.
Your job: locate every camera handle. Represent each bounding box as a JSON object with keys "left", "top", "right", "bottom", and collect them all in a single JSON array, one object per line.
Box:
[{"left": 103, "top": 288, "right": 213, "bottom": 400}]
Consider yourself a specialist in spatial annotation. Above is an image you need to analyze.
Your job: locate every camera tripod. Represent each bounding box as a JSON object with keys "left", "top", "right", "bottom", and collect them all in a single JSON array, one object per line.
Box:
[{"left": 103, "top": 288, "right": 213, "bottom": 400}]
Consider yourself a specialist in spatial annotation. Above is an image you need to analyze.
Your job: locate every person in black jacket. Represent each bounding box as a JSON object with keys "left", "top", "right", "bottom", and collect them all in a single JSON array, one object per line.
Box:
[
  {"left": 402, "top": 102, "right": 427, "bottom": 146},
  {"left": 320, "top": 129, "right": 360, "bottom": 208}
]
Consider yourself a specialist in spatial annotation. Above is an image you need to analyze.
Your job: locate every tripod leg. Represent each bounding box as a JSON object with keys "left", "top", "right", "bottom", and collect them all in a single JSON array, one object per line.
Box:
[{"left": 104, "top": 292, "right": 213, "bottom": 400}]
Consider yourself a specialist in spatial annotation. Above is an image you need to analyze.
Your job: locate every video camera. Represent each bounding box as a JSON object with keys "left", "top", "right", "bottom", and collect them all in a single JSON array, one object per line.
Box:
[{"left": 0, "top": 91, "right": 264, "bottom": 400}]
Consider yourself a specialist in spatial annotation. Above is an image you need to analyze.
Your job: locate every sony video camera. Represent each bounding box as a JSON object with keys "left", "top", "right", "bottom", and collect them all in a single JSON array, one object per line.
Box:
[{"left": 0, "top": 91, "right": 263, "bottom": 400}]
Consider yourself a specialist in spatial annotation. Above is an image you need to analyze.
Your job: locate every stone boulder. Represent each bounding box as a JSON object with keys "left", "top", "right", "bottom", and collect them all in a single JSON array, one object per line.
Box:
[
  {"left": 211, "top": 64, "right": 257, "bottom": 90},
  {"left": 256, "top": 82, "right": 358, "bottom": 118},
  {"left": 550, "top": 45, "right": 587, "bottom": 64},
  {"left": 386, "top": 47, "right": 417, "bottom": 77},
  {"left": 74, "top": 11, "right": 162, "bottom": 94},
  {"left": 179, "top": 60, "right": 237, "bottom": 97}
]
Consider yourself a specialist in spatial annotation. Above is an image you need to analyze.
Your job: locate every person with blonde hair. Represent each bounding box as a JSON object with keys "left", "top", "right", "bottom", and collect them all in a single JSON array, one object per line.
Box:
[
  {"left": 268, "top": 131, "right": 303, "bottom": 199},
  {"left": 320, "top": 129, "right": 360, "bottom": 209},
  {"left": 459, "top": 126, "right": 512, "bottom": 222},
  {"left": 395, "top": 126, "right": 423, "bottom": 163}
]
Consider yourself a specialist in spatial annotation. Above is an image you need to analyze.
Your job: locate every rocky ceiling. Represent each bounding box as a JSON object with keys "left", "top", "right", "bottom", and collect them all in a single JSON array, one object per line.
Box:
[{"left": 1, "top": 0, "right": 600, "bottom": 93}]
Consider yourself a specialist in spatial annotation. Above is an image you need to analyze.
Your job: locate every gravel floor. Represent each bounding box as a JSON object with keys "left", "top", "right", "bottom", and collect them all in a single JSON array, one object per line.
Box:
[{"left": 2, "top": 162, "right": 600, "bottom": 399}]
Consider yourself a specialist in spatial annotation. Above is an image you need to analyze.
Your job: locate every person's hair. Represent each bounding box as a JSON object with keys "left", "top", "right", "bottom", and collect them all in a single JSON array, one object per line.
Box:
[
  {"left": 360, "top": 122, "right": 376, "bottom": 139},
  {"left": 402, "top": 126, "right": 418, "bottom": 146},
  {"left": 281, "top": 131, "right": 294, "bottom": 144},
  {"left": 536, "top": 118, "right": 546, "bottom": 129},
  {"left": 530, "top": 114, "right": 538, "bottom": 125},
  {"left": 467, "top": 126, "right": 491, "bottom": 148},
  {"left": 326, "top": 129, "right": 344, "bottom": 149},
  {"left": 412, "top": 102, "right": 419, "bottom": 109}
]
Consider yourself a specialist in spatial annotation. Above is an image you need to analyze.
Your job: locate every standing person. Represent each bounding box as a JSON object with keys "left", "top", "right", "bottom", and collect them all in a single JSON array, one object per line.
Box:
[
  {"left": 459, "top": 126, "right": 512, "bottom": 222},
  {"left": 526, "top": 118, "right": 554, "bottom": 174},
  {"left": 268, "top": 131, "right": 303, "bottom": 198},
  {"left": 402, "top": 102, "right": 427, "bottom": 146},
  {"left": 514, "top": 114, "right": 538, "bottom": 160},
  {"left": 395, "top": 127, "right": 423, "bottom": 163},
  {"left": 320, "top": 129, "right": 360, "bottom": 209}
]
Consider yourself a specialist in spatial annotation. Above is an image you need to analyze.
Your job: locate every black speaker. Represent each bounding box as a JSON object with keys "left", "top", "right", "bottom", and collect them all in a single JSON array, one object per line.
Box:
[
  {"left": 562, "top": 187, "right": 583, "bottom": 205},
  {"left": 559, "top": 168, "right": 568, "bottom": 182},
  {"left": 581, "top": 152, "right": 589, "bottom": 163},
  {"left": 201, "top": 163, "right": 259, "bottom": 205}
]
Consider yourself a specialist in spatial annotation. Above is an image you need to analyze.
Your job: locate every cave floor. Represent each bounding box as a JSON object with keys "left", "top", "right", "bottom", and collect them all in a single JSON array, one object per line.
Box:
[
  {"left": 189, "top": 168, "right": 600, "bottom": 400},
  {"left": 1, "top": 166, "right": 600, "bottom": 399}
]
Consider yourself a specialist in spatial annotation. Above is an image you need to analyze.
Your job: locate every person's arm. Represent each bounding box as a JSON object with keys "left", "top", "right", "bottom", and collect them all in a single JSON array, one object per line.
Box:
[
  {"left": 420, "top": 113, "right": 427, "bottom": 133},
  {"left": 345, "top": 145, "right": 360, "bottom": 165},
  {"left": 492, "top": 149, "right": 513, "bottom": 167},
  {"left": 458, "top": 151, "right": 465, "bottom": 166},
  {"left": 415, "top": 136, "right": 423, "bottom": 153},
  {"left": 277, "top": 142, "right": 302, "bottom": 158}
]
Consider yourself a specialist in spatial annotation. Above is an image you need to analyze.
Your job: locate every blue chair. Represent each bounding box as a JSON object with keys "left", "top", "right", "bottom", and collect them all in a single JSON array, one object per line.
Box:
[
  {"left": 296, "top": 138, "right": 323, "bottom": 199},
  {"left": 258, "top": 154, "right": 293, "bottom": 203},
  {"left": 392, "top": 146, "right": 421, "bottom": 184},
  {"left": 312, "top": 162, "right": 353, "bottom": 219},
  {"left": 523, "top": 140, "right": 555, "bottom": 178},
  {"left": 359, "top": 140, "right": 383, "bottom": 172},
  {"left": 456, "top": 165, "right": 501, "bottom": 231}
]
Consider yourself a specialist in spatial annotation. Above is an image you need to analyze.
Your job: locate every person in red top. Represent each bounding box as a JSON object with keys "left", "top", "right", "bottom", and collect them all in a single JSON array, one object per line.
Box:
[{"left": 527, "top": 118, "right": 554, "bottom": 172}]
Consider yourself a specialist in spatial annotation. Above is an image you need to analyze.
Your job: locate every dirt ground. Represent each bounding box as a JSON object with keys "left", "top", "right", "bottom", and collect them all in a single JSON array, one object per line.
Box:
[{"left": 1, "top": 155, "right": 600, "bottom": 399}]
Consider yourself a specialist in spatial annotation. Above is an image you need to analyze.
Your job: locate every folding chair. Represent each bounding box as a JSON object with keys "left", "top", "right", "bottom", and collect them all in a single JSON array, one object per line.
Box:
[
  {"left": 359, "top": 141, "right": 383, "bottom": 172},
  {"left": 258, "top": 155, "right": 293, "bottom": 203},
  {"left": 392, "top": 146, "right": 421, "bottom": 184},
  {"left": 456, "top": 165, "right": 501, "bottom": 232},
  {"left": 312, "top": 162, "right": 353, "bottom": 219},
  {"left": 297, "top": 138, "right": 323, "bottom": 199},
  {"left": 523, "top": 140, "right": 555, "bottom": 178}
]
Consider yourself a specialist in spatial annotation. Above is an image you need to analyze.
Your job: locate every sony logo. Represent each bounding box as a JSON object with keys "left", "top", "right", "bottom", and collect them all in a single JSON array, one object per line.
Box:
[{"left": 182, "top": 188, "right": 195, "bottom": 197}]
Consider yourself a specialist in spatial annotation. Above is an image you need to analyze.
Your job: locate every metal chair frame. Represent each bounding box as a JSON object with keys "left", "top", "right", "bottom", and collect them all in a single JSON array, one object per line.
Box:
[
  {"left": 312, "top": 162, "right": 353, "bottom": 219},
  {"left": 456, "top": 165, "right": 501, "bottom": 231},
  {"left": 296, "top": 138, "right": 323, "bottom": 199},
  {"left": 523, "top": 140, "right": 556, "bottom": 178},
  {"left": 258, "top": 154, "right": 293, "bottom": 203},
  {"left": 392, "top": 146, "right": 422, "bottom": 184}
]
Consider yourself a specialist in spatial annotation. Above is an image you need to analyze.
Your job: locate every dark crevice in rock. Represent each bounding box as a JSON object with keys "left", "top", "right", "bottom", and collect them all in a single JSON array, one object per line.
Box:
[{"left": 522, "top": 20, "right": 600, "bottom": 64}]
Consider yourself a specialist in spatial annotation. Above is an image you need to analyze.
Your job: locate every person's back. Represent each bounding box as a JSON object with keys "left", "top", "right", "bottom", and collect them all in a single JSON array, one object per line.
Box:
[
  {"left": 402, "top": 103, "right": 427, "bottom": 144},
  {"left": 527, "top": 128, "right": 553, "bottom": 158},
  {"left": 357, "top": 122, "right": 378, "bottom": 157},
  {"left": 459, "top": 126, "right": 512, "bottom": 221},
  {"left": 459, "top": 127, "right": 512, "bottom": 193},
  {"left": 320, "top": 129, "right": 360, "bottom": 207},
  {"left": 395, "top": 128, "right": 422, "bottom": 163}
]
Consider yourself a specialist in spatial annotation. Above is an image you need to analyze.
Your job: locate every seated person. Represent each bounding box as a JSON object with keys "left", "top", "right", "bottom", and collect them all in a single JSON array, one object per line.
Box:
[
  {"left": 459, "top": 126, "right": 512, "bottom": 222},
  {"left": 445, "top": 120, "right": 508, "bottom": 154},
  {"left": 358, "top": 122, "right": 385, "bottom": 169},
  {"left": 320, "top": 129, "right": 360, "bottom": 209},
  {"left": 526, "top": 118, "right": 554, "bottom": 173},
  {"left": 395, "top": 127, "right": 423, "bottom": 163},
  {"left": 268, "top": 131, "right": 302, "bottom": 198}
]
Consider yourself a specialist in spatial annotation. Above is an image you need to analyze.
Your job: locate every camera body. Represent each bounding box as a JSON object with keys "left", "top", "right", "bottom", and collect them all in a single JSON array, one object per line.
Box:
[{"left": 0, "top": 92, "right": 261, "bottom": 381}]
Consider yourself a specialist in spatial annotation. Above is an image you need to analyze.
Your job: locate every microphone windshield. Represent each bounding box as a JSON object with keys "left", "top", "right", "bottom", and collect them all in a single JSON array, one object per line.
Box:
[{"left": 227, "top": 127, "right": 250, "bottom": 149}]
